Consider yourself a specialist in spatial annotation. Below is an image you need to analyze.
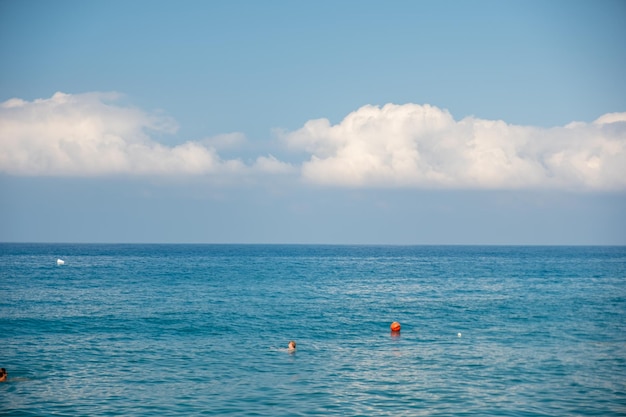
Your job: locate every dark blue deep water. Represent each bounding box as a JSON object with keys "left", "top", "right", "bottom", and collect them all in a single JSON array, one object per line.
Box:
[{"left": 1, "top": 244, "right": 625, "bottom": 416}]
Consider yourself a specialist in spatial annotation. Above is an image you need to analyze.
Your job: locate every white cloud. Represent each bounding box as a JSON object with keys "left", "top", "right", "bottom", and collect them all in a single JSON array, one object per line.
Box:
[
  {"left": 2, "top": 94, "right": 624, "bottom": 190},
  {"left": 283, "top": 103, "right": 626, "bottom": 190},
  {"left": 0, "top": 92, "right": 277, "bottom": 178},
  {"left": 252, "top": 155, "right": 296, "bottom": 174}
]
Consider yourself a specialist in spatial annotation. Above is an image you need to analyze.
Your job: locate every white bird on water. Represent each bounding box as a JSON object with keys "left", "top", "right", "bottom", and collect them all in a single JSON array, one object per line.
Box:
[{"left": 56, "top": 259, "right": 65, "bottom": 266}]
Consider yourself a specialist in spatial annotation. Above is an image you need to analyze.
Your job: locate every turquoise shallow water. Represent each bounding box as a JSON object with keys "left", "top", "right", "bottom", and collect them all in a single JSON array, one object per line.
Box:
[{"left": 1, "top": 244, "right": 625, "bottom": 416}]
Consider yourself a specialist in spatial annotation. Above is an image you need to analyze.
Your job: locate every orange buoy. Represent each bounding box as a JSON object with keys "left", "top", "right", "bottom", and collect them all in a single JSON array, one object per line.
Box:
[{"left": 390, "top": 321, "right": 401, "bottom": 332}]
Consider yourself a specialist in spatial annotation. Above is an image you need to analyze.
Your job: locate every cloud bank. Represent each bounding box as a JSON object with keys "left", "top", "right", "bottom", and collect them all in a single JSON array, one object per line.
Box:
[
  {"left": 0, "top": 92, "right": 290, "bottom": 178},
  {"left": 1, "top": 93, "right": 624, "bottom": 190},
  {"left": 285, "top": 104, "right": 626, "bottom": 190}
]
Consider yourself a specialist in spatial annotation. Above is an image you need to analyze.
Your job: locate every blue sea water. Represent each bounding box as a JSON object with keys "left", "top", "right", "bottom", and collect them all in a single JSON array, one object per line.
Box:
[{"left": 1, "top": 244, "right": 625, "bottom": 416}]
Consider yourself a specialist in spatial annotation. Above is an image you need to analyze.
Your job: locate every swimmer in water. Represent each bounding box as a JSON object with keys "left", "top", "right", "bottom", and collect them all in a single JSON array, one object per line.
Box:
[
  {"left": 0, "top": 368, "right": 7, "bottom": 382},
  {"left": 288, "top": 341, "right": 296, "bottom": 351}
]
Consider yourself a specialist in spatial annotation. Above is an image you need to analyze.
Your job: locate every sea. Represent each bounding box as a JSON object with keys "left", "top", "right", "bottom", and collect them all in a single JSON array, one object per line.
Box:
[{"left": 1, "top": 244, "right": 625, "bottom": 416}]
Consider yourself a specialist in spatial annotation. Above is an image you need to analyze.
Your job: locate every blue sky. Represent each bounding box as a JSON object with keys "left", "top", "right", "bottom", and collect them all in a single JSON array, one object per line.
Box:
[{"left": 1, "top": 0, "right": 625, "bottom": 244}]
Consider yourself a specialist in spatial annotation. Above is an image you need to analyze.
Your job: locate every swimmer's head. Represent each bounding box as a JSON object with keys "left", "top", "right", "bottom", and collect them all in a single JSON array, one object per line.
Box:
[
  {"left": 0, "top": 368, "right": 7, "bottom": 382},
  {"left": 288, "top": 341, "right": 296, "bottom": 350}
]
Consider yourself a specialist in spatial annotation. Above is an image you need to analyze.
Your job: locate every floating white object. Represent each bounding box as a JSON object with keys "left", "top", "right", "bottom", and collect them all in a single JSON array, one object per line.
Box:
[
  {"left": 56, "top": 259, "right": 65, "bottom": 265},
  {"left": 458, "top": 332, "right": 462, "bottom": 338}
]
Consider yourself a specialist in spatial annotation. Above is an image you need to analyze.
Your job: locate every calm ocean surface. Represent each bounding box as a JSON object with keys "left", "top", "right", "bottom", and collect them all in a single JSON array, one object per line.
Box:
[{"left": 1, "top": 244, "right": 625, "bottom": 416}]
